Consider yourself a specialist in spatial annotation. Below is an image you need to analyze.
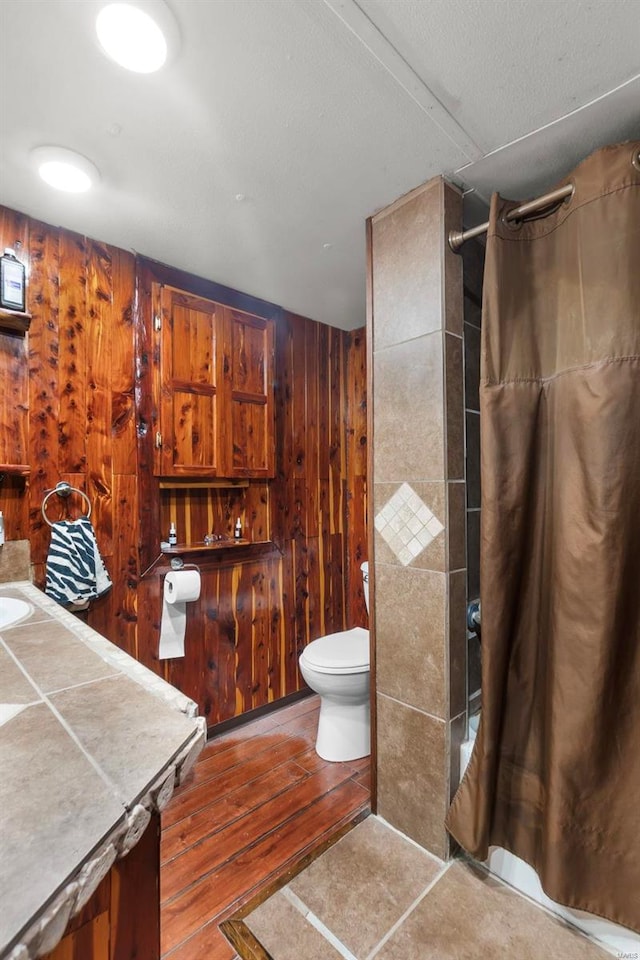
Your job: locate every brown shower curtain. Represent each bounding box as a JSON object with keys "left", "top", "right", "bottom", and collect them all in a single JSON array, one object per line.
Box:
[{"left": 446, "top": 140, "right": 640, "bottom": 933}]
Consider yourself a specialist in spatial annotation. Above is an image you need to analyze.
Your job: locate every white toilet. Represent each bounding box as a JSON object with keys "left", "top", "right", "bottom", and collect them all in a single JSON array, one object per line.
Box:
[{"left": 299, "top": 562, "right": 370, "bottom": 762}]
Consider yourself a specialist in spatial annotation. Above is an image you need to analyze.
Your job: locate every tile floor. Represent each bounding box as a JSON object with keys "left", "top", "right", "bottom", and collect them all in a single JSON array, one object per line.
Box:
[{"left": 238, "top": 816, "right": 611, "bottom": 960}]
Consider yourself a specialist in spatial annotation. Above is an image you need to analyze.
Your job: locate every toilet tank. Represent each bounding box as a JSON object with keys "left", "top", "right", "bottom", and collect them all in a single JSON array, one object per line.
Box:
[{"left": 360, "top": 562, "right": 369, "bottom": 614}]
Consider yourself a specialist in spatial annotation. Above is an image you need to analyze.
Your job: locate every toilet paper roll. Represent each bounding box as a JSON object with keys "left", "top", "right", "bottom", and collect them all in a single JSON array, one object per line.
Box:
[
  {"left": 159, "top": 569, "right": 201, "bottom": 660},
  {"left": 164, "top": 569, "right": 201, "bottom": 605}
]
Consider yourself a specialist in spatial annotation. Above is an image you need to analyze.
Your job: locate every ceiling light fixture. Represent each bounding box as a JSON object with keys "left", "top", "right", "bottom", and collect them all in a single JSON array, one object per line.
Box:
[
  {"left": 96, "top": 1, "right": 178, "bottom": 73},
  {"left": 31, "top": 147, "right": 100, "bottom": 193}
]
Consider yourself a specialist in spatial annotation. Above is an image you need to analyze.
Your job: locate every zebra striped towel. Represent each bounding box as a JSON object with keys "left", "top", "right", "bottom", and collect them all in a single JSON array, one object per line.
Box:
[{"left": 45, "top": 517, "right": 112, "bottom": 610}]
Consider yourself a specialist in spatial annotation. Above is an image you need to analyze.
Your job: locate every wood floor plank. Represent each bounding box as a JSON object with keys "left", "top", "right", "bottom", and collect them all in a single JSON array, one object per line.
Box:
[
  {"left": 203, "top": 713, "right": 282, "bottom": 753},
  {"left": 163, "top": 921, "right": 237, "bottom": 960},
  {"left": 269, "top": 708, "right": 318, "bottom": 742},
  {"left": 182, "top": 731, "right": 291, "bottom": 786},
  {"left": 161, "top": 779, "right": 369, "bottom": 954},
  {"left": 162, "top": 764, "right": 360, "bottom": 903},
  {"left": 294, "top": 746, "right": 370, "bottom": 776},
  {"left": 349, "top": 755, "right": 371, "bottom": 774},
  {"left": 292, "top": 747, "right": 330, "bottom": 774},
  {"left": 162, "top": 735, "right": 313, "bottom": 828},
  {"left": 268, "top": 693, "right": 318, "bottom": 725},
  {"left": 200, "top": 694, "right": 317, "bottom": 760},
  {"left": 161, "top": 760, "right": 307, "bottom": 865},
  {"left": 354, "top": 767, "right": 371, "bottom": 791}
]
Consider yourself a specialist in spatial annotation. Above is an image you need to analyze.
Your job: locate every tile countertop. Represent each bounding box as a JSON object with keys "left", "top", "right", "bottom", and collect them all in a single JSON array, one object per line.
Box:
[{"left": 0, "top": 582, "right": 207, "bottom": 960}]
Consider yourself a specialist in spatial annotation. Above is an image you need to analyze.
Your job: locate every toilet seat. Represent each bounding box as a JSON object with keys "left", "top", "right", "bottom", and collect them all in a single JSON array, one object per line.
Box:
[{"left": 300, "top": 627, "right": 369, "bottom": 674}]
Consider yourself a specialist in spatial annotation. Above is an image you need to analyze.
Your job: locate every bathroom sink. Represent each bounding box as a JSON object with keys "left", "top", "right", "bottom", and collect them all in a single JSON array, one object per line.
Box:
[
  {"left": 0, "top": 703, "right": 29, "bottom": 728},
  {"left": 0, "top": 598, "right": 31, "bottom": 630}
]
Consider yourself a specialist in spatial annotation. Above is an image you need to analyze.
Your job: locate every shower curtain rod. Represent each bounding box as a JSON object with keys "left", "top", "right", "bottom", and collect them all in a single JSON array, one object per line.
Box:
[{"left": 448, "top": 183, "right": 575, "bottom": 252}]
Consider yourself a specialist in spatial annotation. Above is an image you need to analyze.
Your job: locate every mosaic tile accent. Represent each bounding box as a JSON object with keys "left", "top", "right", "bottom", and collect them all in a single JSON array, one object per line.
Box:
[{"left": 374, "top": 482, "right": 444, "bottom": 566}]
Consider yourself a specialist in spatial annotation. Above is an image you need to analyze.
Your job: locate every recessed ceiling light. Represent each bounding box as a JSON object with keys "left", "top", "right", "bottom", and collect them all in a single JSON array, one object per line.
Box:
[
  {"left": 96, "top": 2, "right": 177, "bottom": 73},
  {"left": 31, "top": 147, "right": 100, "bottom": 193}
]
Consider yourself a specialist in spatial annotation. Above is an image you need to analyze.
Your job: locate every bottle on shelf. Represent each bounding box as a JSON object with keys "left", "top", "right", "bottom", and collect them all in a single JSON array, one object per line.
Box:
[
  {"left": 0, "top": 248, "right": 26, "bottom": 312},
  {"left": 168, "top": 522, "right": 177, "bottom": 546},
  {"left": 234, "top": 517, "right": 242, "bottom": 540}
]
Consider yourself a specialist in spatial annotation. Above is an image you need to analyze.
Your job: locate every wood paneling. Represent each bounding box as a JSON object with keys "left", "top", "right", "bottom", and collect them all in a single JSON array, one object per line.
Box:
[
  {"left": 58, "top": 230, "right": 87, "bottom": 475},
  {"left": 0, "top": 205, "right": 367, "bottom": 733},
  {"left": 0, "top": 210, "right": 139, "bottom": 659},
  {"left": 111, "top": 813, "right": 161, "bottom": 960},
  {"left": 0, "top": 209, "right": 29, "bottom": 534},
  {"left": 111, "top": 248, "right": 137, "bottom": 477},
  {"left": 42, "top": 815, "right": 161, "bottom": 960},
  {"left": 85, "top": 240, "right": 114, "bottom": 557},
  {"left": 138, "top": 282, "right": 366, "bottom": 729},
  {"left": 28, "top": 220, "right": 61, "bottom": 566}
]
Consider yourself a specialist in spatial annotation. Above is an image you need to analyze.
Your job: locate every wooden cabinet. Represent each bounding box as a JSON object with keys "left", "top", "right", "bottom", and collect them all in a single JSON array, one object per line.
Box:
[
  {"left": 153, "top": 285, "right": 274, "bottom": 478},
  {"left": 225, "top": 306, "right": 274, "bottom": 478},
  {"left": 155, "top": 286, "right": 225, "bottom": 476}
]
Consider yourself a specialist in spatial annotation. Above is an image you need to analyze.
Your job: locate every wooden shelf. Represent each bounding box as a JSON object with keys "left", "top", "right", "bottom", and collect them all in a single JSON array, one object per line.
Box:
[
  {"left": 0, "top": 463, "right": 30, "bottom": 478},
  {"left": 158, "top": 479, "right": 249, "bottom": 490},
  {"left": 161, "top": 538, "right": 252, "bottom": 554},
  {"left": 0, "top": 307, "right": 32, "bottom": 333},
  {"left": 159, "top": 539, "right": 280, "bottom": 562}
]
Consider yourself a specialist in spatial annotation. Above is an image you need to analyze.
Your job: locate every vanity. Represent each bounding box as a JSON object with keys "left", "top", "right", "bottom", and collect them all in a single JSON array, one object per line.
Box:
[{"left": 0, "top": 582, "right": 206, "bottom": 960}]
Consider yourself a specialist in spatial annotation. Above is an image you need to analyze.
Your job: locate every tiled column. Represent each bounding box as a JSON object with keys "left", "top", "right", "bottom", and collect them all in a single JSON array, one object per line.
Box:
[{"left": 369, "top": 176, "right": 466, "bottom": 859}]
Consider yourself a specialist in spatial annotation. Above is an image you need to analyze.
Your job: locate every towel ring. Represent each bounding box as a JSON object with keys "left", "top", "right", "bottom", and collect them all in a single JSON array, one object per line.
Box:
[{"left": 41, "top": 482, "right": 92, "bottom": 527}]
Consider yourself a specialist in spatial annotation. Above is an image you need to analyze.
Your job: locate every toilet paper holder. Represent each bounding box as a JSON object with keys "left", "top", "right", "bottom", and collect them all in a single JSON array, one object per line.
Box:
[
  {"left": 170, "top": 557, "right": 201, "bottom": 574},
  {"left": 139, "top": 550, "right": 200, "bottom": 580}
]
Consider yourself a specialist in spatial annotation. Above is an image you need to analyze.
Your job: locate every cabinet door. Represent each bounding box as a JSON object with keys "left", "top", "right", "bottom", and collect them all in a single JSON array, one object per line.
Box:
[
  {"left": 156, "top": 286, "right": 225, "bottom": 476},
  {"left": 224, "top": 307, "right": 275, "bottom": 478}
]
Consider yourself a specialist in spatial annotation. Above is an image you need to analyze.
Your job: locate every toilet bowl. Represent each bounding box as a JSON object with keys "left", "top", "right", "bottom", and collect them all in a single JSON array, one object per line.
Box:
[{"left": 299, "top": 562, "right": 370, "bottom": 762}]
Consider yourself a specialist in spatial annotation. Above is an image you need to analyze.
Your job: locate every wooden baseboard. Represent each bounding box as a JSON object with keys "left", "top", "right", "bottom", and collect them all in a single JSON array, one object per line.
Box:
[{"left": 206, "top": 688, "right": 313, "bottom": 739}]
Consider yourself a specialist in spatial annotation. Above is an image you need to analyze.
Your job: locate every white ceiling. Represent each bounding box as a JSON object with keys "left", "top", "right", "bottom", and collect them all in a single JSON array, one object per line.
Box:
[{"left": 0, "top": 0, "right": 639, "bottom": 330}]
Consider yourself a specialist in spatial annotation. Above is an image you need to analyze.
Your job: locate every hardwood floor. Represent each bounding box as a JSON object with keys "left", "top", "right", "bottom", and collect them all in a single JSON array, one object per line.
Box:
[{"left": 161, "top": 695, "right": 371, "bottom": 960}]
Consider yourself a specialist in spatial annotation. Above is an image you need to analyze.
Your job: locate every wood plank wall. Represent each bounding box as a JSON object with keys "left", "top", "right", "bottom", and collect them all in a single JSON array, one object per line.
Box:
[
  {"left": 0, "top": 207, "right": 139, "bottom": 657},
  {"left": 0, "top": 205, "right": 367, "bottom": 729}
]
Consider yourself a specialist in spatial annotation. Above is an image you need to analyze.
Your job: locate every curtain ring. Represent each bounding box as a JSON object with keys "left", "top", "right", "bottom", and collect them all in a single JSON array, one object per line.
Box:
[
  {"left": 501, "top": 213, "right": 524, "bottom": 234},
  {"left": 632, "top": 150, "right": 640, "bottom": 173}
]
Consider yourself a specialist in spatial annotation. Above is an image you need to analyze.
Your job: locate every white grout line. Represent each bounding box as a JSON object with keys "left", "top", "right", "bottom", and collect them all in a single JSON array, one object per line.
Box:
[
  {"left": 281, "top": 887, "right": 359, "bottom": 960},
  {"left": 371, "top": 328, "right": 447, "bottom": 355},
  {"left": 0, "top": 638, "right": 128, "bottom": 804},
  {"left": 366, "top": 861, "right": 452, "bottom": 960},
  {"left": 376, "top": 693, "right": 447, "bottom": 725},
  {"left": 372, "top": 815, "right": 446, "bottom": 864},
  {"left": 45, "top": 671, "right": 122, "bottom": 697}
]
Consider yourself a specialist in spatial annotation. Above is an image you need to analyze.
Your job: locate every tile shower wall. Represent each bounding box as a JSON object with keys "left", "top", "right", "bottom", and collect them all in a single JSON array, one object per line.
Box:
[
  {"left": 369, "top": 177, "right": 465, "bottom": 859},
  {"left": 462, "top": 239, "right": 485, "bottom": 707}
]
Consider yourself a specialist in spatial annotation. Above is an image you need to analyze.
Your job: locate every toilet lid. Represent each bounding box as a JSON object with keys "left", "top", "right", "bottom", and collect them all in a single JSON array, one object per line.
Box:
[{"left": 301, "top": 628, "right": 370, "bottom": 672}]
